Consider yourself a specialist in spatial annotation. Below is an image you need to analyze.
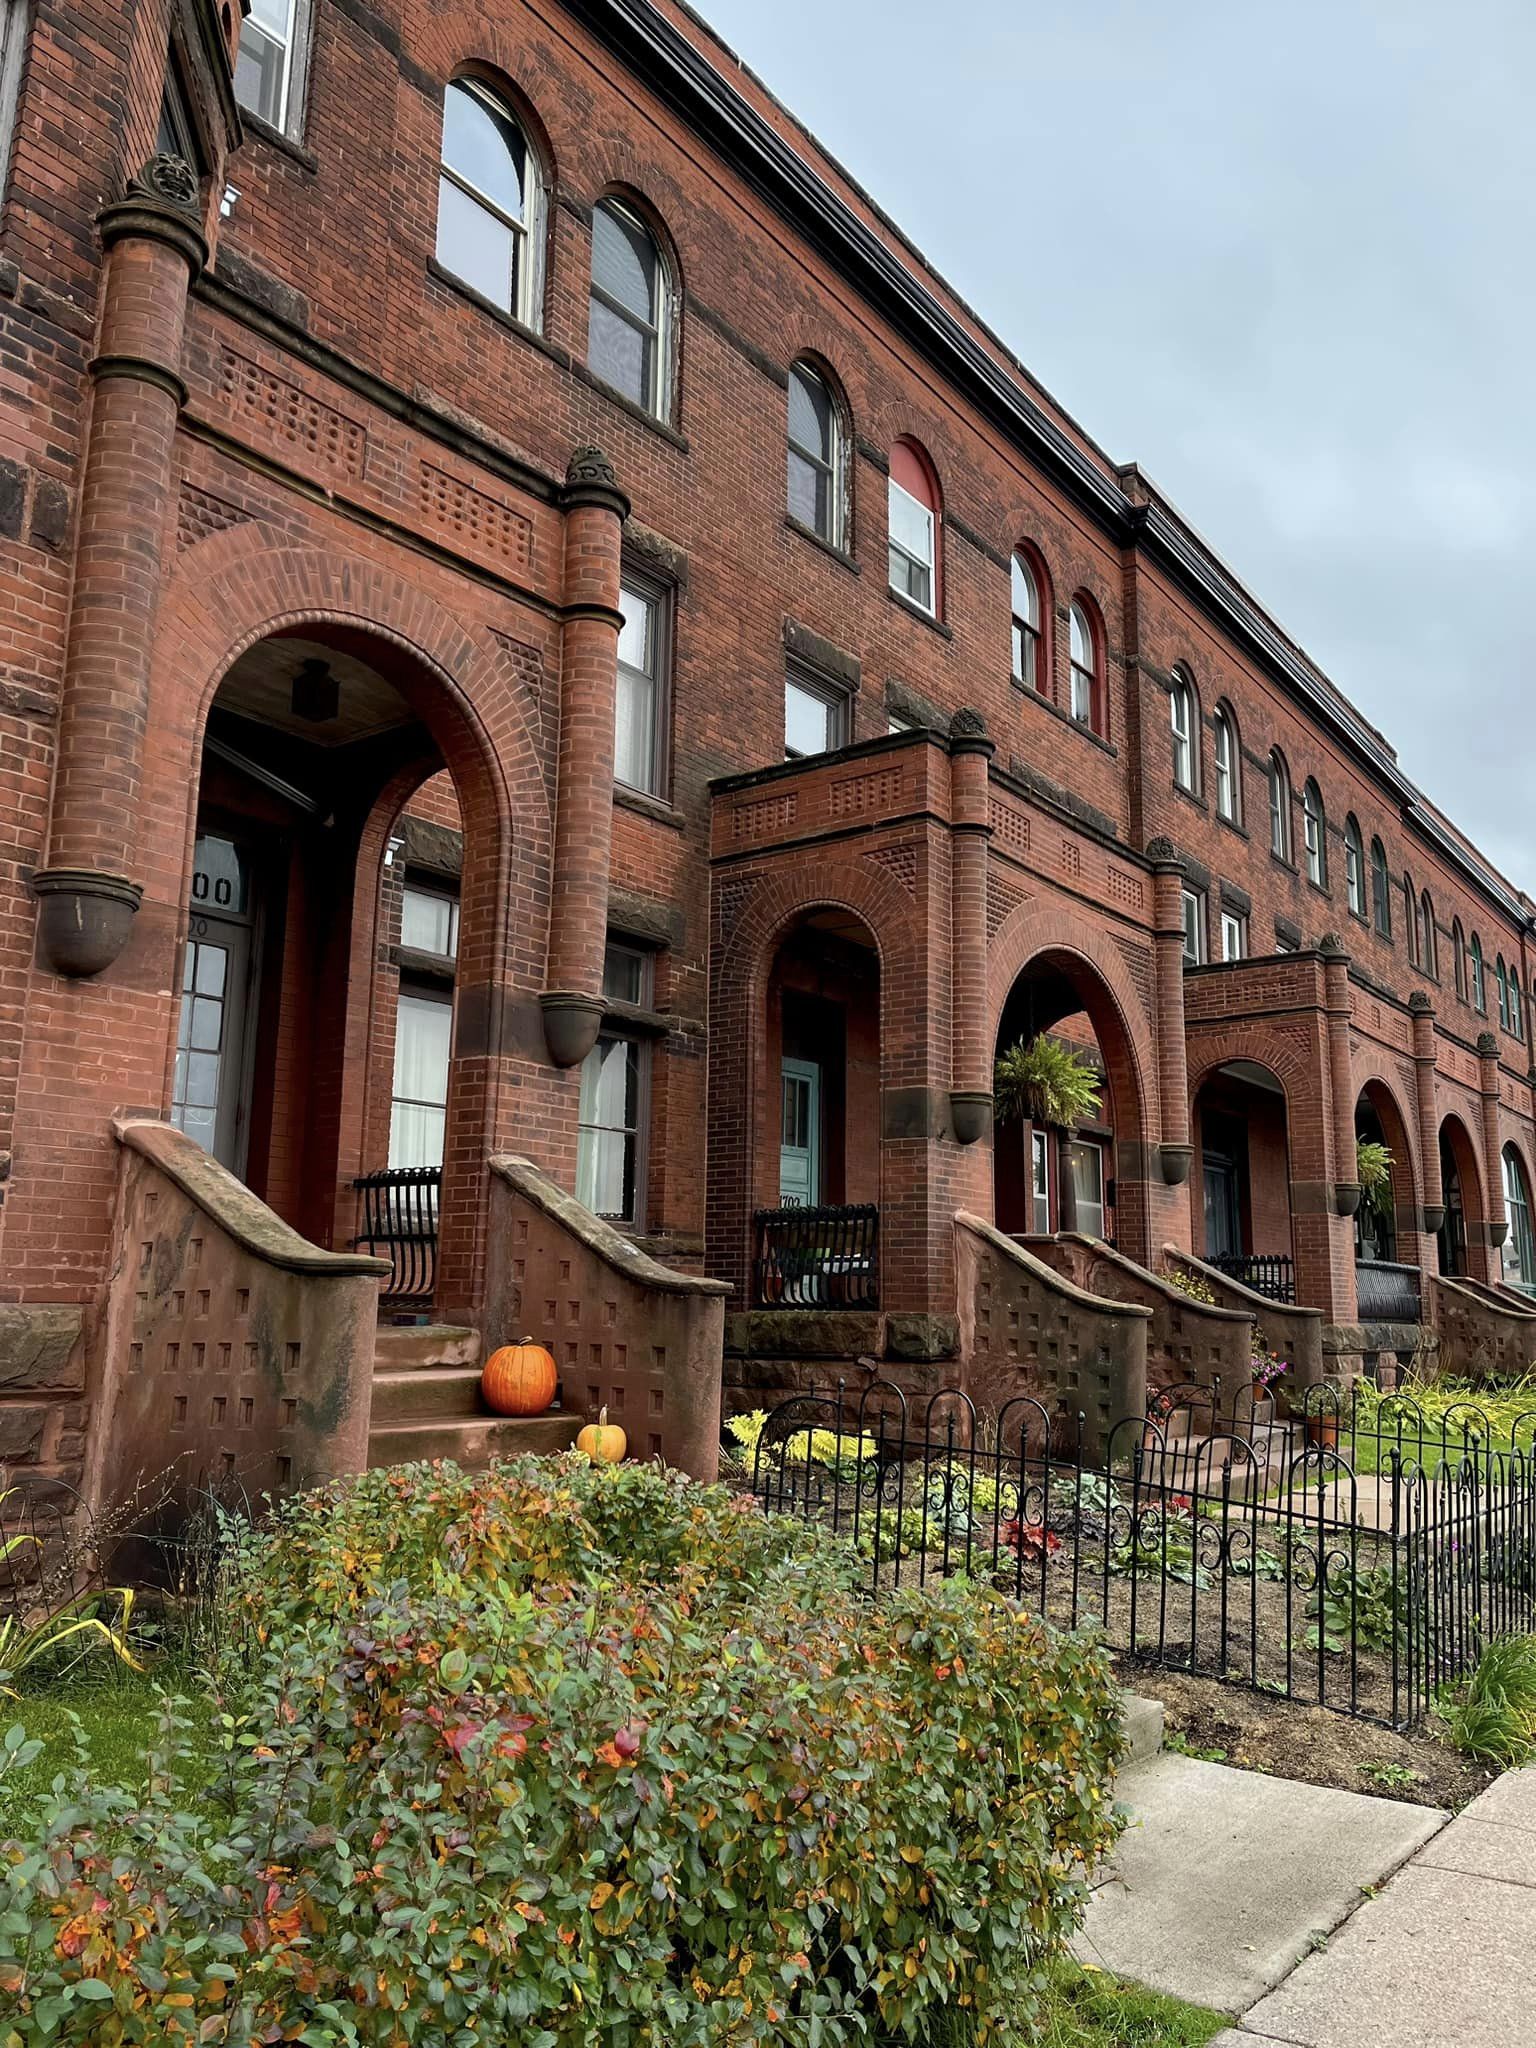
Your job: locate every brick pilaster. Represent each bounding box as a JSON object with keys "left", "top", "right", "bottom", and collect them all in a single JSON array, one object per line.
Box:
[
  {"left": 1477, "top": 1031, "right": 1509, "bottom": 1264},
  {"left": 947, "top": 708, "right": 994, "bottom": 1144},
  {"left": 1409, "top": 992, "right": 1445, "bottom": 1232},
  {"left": 1147, "top": 839, "right": 1192, "bottom": 1186}
]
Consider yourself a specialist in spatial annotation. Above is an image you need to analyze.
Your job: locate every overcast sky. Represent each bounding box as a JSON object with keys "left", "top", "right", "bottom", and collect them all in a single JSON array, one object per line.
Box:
[{"left": 701, "top": 0, "right": 1536, "bottom": 887}]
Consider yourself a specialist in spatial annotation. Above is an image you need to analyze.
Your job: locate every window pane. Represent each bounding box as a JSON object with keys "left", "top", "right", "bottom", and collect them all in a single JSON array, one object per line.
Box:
[
  {"left": 442, "top": 83, "right": 526, "bottom": 219},
  {"left": 888, "top": 545, "right": 932, "bottom": 612},
  {"left": 788, "top": 448, "right": 828, "bottom": 534},
  {"left": 576, "top": 1036, "right": 639, "bottom": 1219},
  {"left": 401, "top": 888, "right": 457, "bottom": 957},
  {"left": 615, "top": 664, "right": 657, "bottom": 790},
  {"left": 785, "top": 677, "right": 834, "bottom": 758},
  {"left": 592, "top": 204, "right": 656, "bottom": 322},
  {"left": 602, "top": 946, "right": 645, "bottom": 1004},
  {"left": 1031, "top": 1131, "right": 1051, "bottom": 1233},
  {"left": 1011, "top": 554, "right": 1037, "bottom": 626},
  {"left": 617, "top": 584, "right": 654, "bottom": 673},
  {"left": 393, "top": 994, "right": 452, "bottom": 1107},
  {"left": 887, "top": 480, "right": 933, "bottom": 566},
  {"left": 191, "top": 836, "right": 249, "bottom": 915},
  {"left": 234, "top": 22, "right": 287, "bottom": 127},
  {"left": 437, "top": 175, "right": 515, "bottom": 308},
  {"left": 1071, "top": 1142, "right": 1105, "bottom": 1239},
  {"left": 588, "top": 295, "right": 650, "bottom": 408},
  {"left": 1070, "top": 606, "right": 1091, "bottom": 670},
  {"left": 789, "top": 366, "right": 832, "bottom": 462}
]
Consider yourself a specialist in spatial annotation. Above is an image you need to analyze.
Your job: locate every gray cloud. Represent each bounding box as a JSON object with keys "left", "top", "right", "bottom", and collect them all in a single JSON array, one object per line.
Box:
[{"left": 701, "top": 0, "right": 1536, "bottom": 882}]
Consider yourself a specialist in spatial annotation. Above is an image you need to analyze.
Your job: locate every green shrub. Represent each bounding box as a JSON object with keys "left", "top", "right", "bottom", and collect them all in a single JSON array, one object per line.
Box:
[
  {"left": 0, "top": 1456, "right": 1124, "bottom": 2046},
  {"left": 1437, "top": 1634, "right": 1536, "bottom": 1766}
]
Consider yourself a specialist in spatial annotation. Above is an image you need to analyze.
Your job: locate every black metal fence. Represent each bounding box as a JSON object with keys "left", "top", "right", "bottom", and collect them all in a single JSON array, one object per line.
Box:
[
  {"left": 747, "top": 1376, "right": 1536, "bottom": 1729},
  {"left": 1355, "top": 1259, "right": 1423, "bottom": 1323},
  {"left": 1209, "top": 1252, "right": 1296, "bottom": 1302},
  {"left": 354, "top": 1166, "right": 441, "bottom": 1307},
  {"left": 752, "top": 1203, "right": 879, "bottom": 1309}
]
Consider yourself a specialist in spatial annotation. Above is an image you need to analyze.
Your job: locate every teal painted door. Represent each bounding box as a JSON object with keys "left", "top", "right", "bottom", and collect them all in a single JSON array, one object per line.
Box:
[{"left": 779, "top": 1058, "right": 821, "bottom": 1206}]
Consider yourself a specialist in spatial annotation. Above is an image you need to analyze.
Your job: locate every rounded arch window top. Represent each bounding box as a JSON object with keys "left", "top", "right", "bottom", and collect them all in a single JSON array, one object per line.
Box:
[{"left": 436, "top": 76, "right": 546, "bottom": 329}]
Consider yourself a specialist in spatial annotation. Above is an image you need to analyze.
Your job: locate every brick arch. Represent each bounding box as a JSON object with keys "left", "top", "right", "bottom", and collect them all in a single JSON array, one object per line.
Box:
[
  {"left": 987, "top": 898, "right": 1153, "bottom": 1149},
  {"left": 1353, "top": 1069, "right": 1421, "bottom": 1220},
  {"left": 708, "top": 858, "right": 926, "bottom": 1304},
  {"left": 1440, "top": 1111, "right": 1488, "bottom": 1230}
]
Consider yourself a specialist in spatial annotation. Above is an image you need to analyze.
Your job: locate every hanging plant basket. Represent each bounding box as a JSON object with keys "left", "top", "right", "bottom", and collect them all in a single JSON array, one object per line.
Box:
[{"left": 993, "top": 1034, "right": 1102, "bottom": 1132}]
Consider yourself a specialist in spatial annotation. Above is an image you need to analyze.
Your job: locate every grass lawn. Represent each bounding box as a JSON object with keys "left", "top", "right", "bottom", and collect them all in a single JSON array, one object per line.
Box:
[
  {"left": 1031, "top": 1962, "right": 1227, "bottom": 2046},
  {"left": 0, "top": 1663, "right": 207, "bottom": 1823}
]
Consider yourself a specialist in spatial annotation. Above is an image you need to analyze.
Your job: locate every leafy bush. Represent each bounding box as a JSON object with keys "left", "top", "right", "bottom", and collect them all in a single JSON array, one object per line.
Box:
[
  {"left": 726, "top": 1408, "right": 880, "bottom": 1483},
  {"left": 0, "top": 1456, "right": 1124, "bottom": 2046}
]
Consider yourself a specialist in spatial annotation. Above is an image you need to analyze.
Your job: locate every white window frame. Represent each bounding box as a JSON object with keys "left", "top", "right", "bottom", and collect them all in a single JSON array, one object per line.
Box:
[
  {"left": 234, "top": 0, "right": 313, "bottom": 137},
  {"left": 1220, "top": 909, "right": 1246, "bottom": 962},
  {"left": 1344, "top": 820, "right": 1366, "bottom": 918},
  {"left": 1182, "top": 887, "right": 1207, "bottom": 966},
  {"left": 614, "top": 569, "right": 668, "bottom": 797},
  {"left": 1213, "top": 709, "right": 1237, "bottom": 821},
  {"left": 1371, "top": 840, "right": 1392, "bottom": 937},
  {"left": 575, "top": 943, "right": 654, "bottom": 1225},
  {"left": 1011, "top": 552, "right": 1041, "bottom": 690},
  {"left": 1420, "top": 895, "right": 1438, "bottom": 979},
  {"left": 1471, "top": 935, "right": 1486, "bottom": 1013},
  {"left": 1302, "top": 782, "right": 1326, "bottom": 887},
  {"left": 437, "top": 77, "right": 545, "bottom": 329},
  {"left": 0, "top": 0, "right": 28, "bottom": 191},
  {"left": 784, "top": 666, "right": 849, "bottom": 761},
  {"left": 787, "top": 360, "right": 844, "bottom": 548},
  {"left": 1069, "top": 603, "right": 1098, "bottom": 727},
  {"left": 1170, "top": 676, "right": 1196, "bottom": 791},
  {"left": 589, "top": 197, "right": 671, "bottom": 421},
  {"left": 399, "top": 880, "right": 460, "bottom": 960},
  {"left": 887, "top": 475, "right": 936, "bottom": 615},
  {"left": 389, "top": 985, "right": 454, "bottom": 1172},
  {"left": 1269, "top": 754, "right": 1291, "bottom": 861},
  {"left": 1503, "top": 1145, "right": 1536, "bottom": 1292}
]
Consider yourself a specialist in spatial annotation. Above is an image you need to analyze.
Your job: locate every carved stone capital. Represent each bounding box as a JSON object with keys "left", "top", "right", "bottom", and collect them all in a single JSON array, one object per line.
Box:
[
  {"left": 1476, "top": 1031, "right": 1500, "bottom": 1060},
  {"left": 1408, "top": 990, "right": 1434, "bottom": 1014},
  {"left": 561, "top": 444, "right": 630, "bottom": 521},
  {"left": 97, "top": 156, "right": 208, "bottom": 276}
]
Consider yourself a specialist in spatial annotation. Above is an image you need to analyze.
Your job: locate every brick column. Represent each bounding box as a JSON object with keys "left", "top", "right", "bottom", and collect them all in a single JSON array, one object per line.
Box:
[
  {"left": 1477, "top": 1030, "right": 1509, "bottom": 1265},
  {"left": 947, "top": 708, "right": 994, "bottom": 1144},
  {"left": 1146, "top": 839, "right": 1192, "bottom": 1186},
  {"left": 541, "top": 447, "right": 630, "bottom": 1066},
  {"left": 33, "top": 156, "right": 208, "bottom": 976},
  {"left": 1409, "top": 992, "right": 1445, "bottom": 1234},
  {"left": 1319, "top": 934, "right": 1360, "bottom": 1217}
]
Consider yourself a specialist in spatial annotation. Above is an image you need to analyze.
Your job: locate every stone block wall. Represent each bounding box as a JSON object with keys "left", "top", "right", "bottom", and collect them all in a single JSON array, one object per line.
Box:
[{"left": 1427, "top": 1275, "right": 1536, "bottom": 1383}]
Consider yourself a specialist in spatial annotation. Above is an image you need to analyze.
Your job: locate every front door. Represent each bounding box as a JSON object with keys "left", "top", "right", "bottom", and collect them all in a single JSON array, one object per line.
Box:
[
  {"left": 1439, "top": 1137, "right": 1467, "bottom": 1276},
  {"left": 779, "top": 1057, "right": 820, "bottom": 1206},
  {"left": 1203, "top": 1150, "right": 1241, "bottom": 1261},
  {"left": 171, "top": 833, "right": 259, "bottom": 1173}
]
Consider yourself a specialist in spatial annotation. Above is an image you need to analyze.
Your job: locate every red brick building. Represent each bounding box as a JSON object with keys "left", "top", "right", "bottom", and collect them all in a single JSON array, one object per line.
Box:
[{"left": 3, "top": 0, "right": 1536, "bottom": 1504}]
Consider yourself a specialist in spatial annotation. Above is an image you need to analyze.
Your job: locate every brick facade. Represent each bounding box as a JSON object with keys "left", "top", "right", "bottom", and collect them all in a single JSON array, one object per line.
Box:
[{"left": 2, "top": 0, "right": 1535, "bottom": 1500}]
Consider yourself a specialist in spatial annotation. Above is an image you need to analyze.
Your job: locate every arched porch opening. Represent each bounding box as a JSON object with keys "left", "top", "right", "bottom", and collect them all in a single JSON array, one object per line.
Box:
[
  {"left": 752, "top": 907, "right": 882, "bottom": 1307},
  {"left": 992, "top": 947, "right": 1145, "bottom": 1257},
  {"left": 1500, "top": 1141, "right": 1536, "bottom": 1296},
  {"left": 1438, "top": 1113, "right": 1486, "bottom": 1277},
  {"left": 1191, "top": 1058, "right": 1295, "bottom": 1298},
  {"left": 175, "top": 622, "right": 504, "bottom": 1317},
  {"left": 1354, "top": 1080, "right": 1422, "bottom": 1321}
]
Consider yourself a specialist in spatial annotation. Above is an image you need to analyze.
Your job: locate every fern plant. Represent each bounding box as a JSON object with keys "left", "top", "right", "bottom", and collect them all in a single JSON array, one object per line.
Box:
[
  {"left": 993, "top": 1034, "right": 1102, "bottom": 1132},
  {"left": 1356, "top": 1138, "right": 1395, "bottom": 1219}
]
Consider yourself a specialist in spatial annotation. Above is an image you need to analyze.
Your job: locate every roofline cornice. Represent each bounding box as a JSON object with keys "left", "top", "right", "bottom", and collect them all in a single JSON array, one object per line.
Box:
[{"left": 559, "top": 0, "right": 1532, "bottom": 935}]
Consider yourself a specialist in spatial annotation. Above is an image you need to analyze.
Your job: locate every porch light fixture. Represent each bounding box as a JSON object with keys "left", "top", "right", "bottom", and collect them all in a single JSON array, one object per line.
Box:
[{"left": 291, "top": 657, "right": 339, "bottom": 723}]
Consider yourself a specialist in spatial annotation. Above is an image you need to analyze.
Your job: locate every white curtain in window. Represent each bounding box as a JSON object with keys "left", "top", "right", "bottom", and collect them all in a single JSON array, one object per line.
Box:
[{"left": 389, "top": 994, "right": 452, "bottom": 1169}]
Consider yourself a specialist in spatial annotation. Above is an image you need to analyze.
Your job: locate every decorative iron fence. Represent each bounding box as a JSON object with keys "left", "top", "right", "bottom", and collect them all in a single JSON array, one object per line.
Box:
[
  {"left": 353, "top": 1166, "right": 441, "bottom": 1307},
  {"left": 1355, "top": 1259, "right": 1423, "bottom": 1323},
  {"left": 752, "top": 1203, "right": 878, "bottom": 1309},
  {"left": 746, "top": 1376, "right": 1536, "bottom": 1729},
  {"left": 1208, "top": 1252, "right": 1296, "bottom": 1302}
]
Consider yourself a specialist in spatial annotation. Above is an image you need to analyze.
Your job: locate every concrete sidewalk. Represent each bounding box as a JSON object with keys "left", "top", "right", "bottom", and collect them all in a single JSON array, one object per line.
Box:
[
  {"left": 1212, "top": 1767, "right": 1536, "bottom": 2047},
  {"left": 1076, "top": 1751, "right": 1444, "bottom": 2014}
]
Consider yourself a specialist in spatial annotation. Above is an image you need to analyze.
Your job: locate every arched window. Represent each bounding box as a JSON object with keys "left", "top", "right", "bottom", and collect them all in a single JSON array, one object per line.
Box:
[
  {"left": 1170, "top": 670, "right": 1196, "bottom": 792},
  {"left": 1302, "top": 780, "right": 1326, "bottom": 887},
  {"left": 1370, "top": 838, "right": 1391, "bottom": 938},
  {"left": 887, "top": 439, "right": 941, "bottom": 616},
  {"left": 1452, "top": 920, "right": 1467, "bottom": 1000},
  {"left": 1010, "top": 551, "right": 1042, "bottom": 691},
  {"left": 1404, "top": 873, "right": 1418, "bottom": 965},
  {"left": 1344, "top": 815, "right": 1366, "bottom": 918},
  {"left": 787, "top": 360, "right": 844, "bottom": 546},
  {"left": 436, "top": 77, "right": 545, "bottom": 326},
  {"left": 1513, "top": 975, "right": 1526, "bottom": 1041},
  {"left": 1212, "top": 704, "right": 1239, "bottom": 821},
  {"left": 589, "top": 197, "right": 672, "bottom": 419},
  {"left": 1470, "top": 933, "right": 1486, "bottom": 1012},
  {"left": 1069, "top": 600, "right": 1103, "bottom": 732},
  {"left": 1419, "top": 892, "right": 1438, "bottom": 979},
  {"left": 1503, "top": 1145, "right": 1536, "bottom": 1293},
  {"left": 1268, "top": 751, "right": 1291, "bottom": 861}
]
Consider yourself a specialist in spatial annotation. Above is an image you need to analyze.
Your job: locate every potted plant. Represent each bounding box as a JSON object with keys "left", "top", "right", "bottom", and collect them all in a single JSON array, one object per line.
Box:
[
  {"left": 1356, "top": 1138, "right": 1394, "bottom": 1221},
  {"left": 993, "top": 1034, "right": 1102, "bottom": 1234}
]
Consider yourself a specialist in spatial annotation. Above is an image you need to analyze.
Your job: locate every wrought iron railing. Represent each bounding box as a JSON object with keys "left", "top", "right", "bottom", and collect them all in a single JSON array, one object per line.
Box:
[
  {"left": 1209, "top": 1252, "right": 1296, "bottom": 1302},
  {"left": 747, "top": 1375, "right": 1536, "bottom": 1730},
  {"left": 1356, "top": 1259, "right": 1423, "bottom": 1323},
  {"left": 753, "top": 1203, "right": 879, "bottom": 1309},
  {"left": 354, "top": 1166, "right": 441, "bottom": 1307}
]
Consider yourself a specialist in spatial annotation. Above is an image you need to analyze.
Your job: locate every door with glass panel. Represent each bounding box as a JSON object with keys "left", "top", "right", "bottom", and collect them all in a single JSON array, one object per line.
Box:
[
  {"left": 779, "top": 1058, "right": 821, "bottom": 1207},
  {"left": 172, "top": 834, "right": 258, "bottom": 1172}
]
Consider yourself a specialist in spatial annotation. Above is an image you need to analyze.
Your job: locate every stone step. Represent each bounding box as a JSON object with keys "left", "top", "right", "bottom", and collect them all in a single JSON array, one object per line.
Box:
[
  {"left": 366, "top": 1412, "right": 580, "bottom": 1471},
  {"left": 373, "top": 1323, "right": 481, "bottom": 1372},
  {"left": 371, "top": 1365, "right": 486, "bottom": 1424},
  {"left": 1122, "top": 1691, "right": 1165, "bottom": 1766}
]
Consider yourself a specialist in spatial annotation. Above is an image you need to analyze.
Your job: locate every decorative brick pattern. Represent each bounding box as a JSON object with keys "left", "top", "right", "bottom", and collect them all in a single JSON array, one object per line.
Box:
[
  {"left": 177, "top": 482, "right": 249, "bottom": 552},
  {"left": 730, "top": 790, "right": 800, "bottom": 842},
  {"left": 419, "top": 464, "right": 534, "bottom": 573},
  {"left": 1107, "top": 866, "right": 1144, "bottom": 913},
  {"left": 218, "top": 349, "right": 366, "bottom": 480},
  {"left": 828, "top": 765, "right": 903, "bottom": 818}
]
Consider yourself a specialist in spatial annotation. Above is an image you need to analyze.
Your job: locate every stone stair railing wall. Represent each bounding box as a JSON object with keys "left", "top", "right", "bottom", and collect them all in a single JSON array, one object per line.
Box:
[
  {"left": 1028, "top": 1233, "right": 1257, "bottom": 1414},
  {"left": 484, "top": 1154, "right": 728, "bottom": 1481},
  {"left": 1425, "top": 1272, "right": 1536, "bottom": 1383},
  {"left": 91, "top": 1119, "right": 388, "bottom": 1522},
  {"left": 1160, "top": 1245, "right": 1325, "bottom": 1403},
  {"left": 954, "top": 1213, "right": 1150, "bottom": 1457}
]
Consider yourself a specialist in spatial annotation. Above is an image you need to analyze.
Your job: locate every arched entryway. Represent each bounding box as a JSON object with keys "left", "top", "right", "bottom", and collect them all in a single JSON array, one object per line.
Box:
[
  {"left": 1438, "top": 1114, "right": 1485, "bottom": 1277},
  {"left": 992, "top": 948, "right": 1146, "bottom": 1256},
  {"left": 1191, "top": 1059, "right": 1294, "bottom": 1298},
  {"left": 1354, "top": 1081, "right": 1421, "bottom": 1320},
  {"left": 1501, "top": 1142, "right": 1536, "bottom": 1296}
]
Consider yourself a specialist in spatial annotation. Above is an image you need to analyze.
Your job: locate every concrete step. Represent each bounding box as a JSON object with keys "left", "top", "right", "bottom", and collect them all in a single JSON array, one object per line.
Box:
[
  {"left": 1122, "top": 1691, "right": 1165, "bottom": 1767},
  {"left": 366, "top": 1412, "right": 580, "bottom": 1470},
  {"left": 371, "top": 1365, "right": 486, "bottom": 1424},
  {"left": 373, "top": 1323, "right": 481, "bottom": 1372}
]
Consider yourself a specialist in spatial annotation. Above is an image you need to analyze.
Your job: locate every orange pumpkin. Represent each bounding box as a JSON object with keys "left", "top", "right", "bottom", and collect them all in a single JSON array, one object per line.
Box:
[
  {"left": 481, "top": 1338, "right": 558, "bottom": 1417},
  {"left": 577, "top": 1408, "right": 627, "bottom": 1464}
]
